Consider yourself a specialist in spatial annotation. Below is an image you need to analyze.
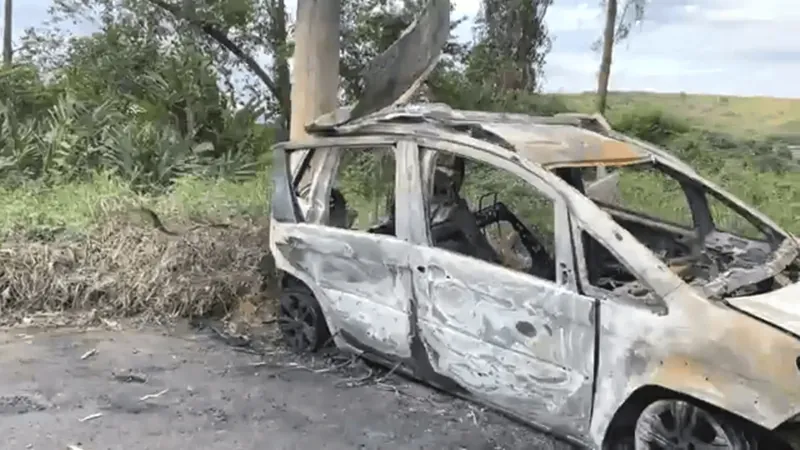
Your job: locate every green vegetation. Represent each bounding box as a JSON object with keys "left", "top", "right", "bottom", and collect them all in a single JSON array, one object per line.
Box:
[
  {"left": 607, "top": 105, "right": 800, "bottom": 234},
  {"left": 561, "top": 91, "right": 800, "bottom": 140},
  {"left": 4, "top": 85, "right": 800, "bottom": 238},
  {"left": 0, "top": 172, "right": 270, "bottom": 240}
]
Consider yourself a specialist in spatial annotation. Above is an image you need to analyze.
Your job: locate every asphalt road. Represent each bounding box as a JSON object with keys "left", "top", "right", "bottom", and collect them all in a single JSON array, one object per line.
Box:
[{"left": 0, "top": 324, "right": 573, "bottom": 450}]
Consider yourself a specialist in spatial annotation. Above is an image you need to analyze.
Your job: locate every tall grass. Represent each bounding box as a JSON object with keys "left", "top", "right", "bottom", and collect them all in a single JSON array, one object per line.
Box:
[{"left": 611, "top": 106, "right": 800, "bottom": 234}]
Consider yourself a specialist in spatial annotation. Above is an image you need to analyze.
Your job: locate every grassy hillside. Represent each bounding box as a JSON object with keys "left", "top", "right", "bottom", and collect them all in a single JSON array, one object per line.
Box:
[
  {"left": 557, "top": 91, "right": 800, "bottom": 141},
  {"left": 545, "top": 90, "right": 800, "bottom": 237}
]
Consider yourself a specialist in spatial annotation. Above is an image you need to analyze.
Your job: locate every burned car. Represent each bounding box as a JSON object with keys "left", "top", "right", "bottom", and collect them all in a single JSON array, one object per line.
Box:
[{"left": 268, "top": 103, "right": 800, "bottom": 449}]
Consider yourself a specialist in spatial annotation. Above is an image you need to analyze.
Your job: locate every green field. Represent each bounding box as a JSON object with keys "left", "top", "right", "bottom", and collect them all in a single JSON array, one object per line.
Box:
[{"left": 558, "top": 91, "right": 800, "bottom": 141}]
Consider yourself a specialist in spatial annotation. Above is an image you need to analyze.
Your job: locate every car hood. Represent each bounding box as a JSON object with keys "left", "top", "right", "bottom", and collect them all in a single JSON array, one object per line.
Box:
[{"left": 728, "top": 281, "right": 800, "bottom": 337}]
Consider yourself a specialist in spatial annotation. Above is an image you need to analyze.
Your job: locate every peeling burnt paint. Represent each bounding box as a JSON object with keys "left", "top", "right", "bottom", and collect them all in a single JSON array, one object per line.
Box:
[
  {"left": 269, "top": 102, "right": 800, "bottom": 450},
  {"left": 476, "top": 122, "right": 650, "bottom": 169},
  {"left": 271, "top": 224, "right": 414, "bottom": 359}
]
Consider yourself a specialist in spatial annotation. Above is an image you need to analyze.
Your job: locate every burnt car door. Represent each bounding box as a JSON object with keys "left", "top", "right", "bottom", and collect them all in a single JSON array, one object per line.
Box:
[
  {"left": 270, "top": 138, "right": 418, "bottom": 360},
  {"left": 403, "top": 140, "right": 599, "bottom": 441}
]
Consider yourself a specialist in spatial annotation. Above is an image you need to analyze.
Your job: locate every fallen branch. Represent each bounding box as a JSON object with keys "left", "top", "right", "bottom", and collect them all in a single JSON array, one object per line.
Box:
[
  {"left": 137, "top": 207, "right": 235, "bottom": 237},
  {"left": 112, "top": 372, "right": 147, "bottom": 384}
]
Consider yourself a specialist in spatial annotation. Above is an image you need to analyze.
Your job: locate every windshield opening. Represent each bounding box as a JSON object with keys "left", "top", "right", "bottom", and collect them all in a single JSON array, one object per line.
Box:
[{"left": 560, "top": 162, "right": 800, "bottom": 298}]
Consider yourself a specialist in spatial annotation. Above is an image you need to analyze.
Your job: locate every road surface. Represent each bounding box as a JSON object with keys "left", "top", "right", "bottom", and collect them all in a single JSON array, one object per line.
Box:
[{"left": 0, "top": 323, "right": 572, "bottom": 450}]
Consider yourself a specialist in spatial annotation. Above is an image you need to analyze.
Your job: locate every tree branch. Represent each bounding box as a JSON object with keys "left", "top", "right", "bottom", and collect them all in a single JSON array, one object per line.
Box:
[{"left": 145, "top": 0, "right": 287, "bottom": 115}]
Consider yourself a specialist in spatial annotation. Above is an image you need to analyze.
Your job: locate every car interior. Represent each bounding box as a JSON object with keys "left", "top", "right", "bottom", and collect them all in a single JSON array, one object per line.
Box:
[
  {"left": 558, "top": 164, "right": 799, "bottom": 296},
  {"left": 318, "top": 142, "right": 800, "bottom": 301},
  {"left": 320, "top": 145, "right": 788, "bottom": 295},
  {"left": 553, "top": 165, "right": 722, "bottom": 291},
  {"left": 362, "top": 154, "right": 557, "bottom": 281}
]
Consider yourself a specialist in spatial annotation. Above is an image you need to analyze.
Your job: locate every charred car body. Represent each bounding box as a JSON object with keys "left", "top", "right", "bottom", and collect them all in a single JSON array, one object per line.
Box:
[{"left": 269, "top": 103, "right": 800, "bottom": 449}]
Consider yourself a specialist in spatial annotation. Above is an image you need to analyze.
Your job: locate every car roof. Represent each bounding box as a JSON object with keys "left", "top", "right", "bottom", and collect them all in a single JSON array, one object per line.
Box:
[{"left": 308, "top": 103, "right": 653, "bottom": 169}]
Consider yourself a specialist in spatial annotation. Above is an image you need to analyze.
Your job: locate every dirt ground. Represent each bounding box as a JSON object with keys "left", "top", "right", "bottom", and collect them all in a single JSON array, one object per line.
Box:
[{"left": 0, "top": 322, "right": 573, "bottom": 450}]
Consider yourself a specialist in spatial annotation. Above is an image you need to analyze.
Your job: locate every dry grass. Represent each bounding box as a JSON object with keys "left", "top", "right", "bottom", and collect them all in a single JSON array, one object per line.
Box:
[
  {"left": 0, "top": 172, "right": 277, "bottom": 327},
  {"left": 0, "top": 215, "right": 277, "bottom": 327}
]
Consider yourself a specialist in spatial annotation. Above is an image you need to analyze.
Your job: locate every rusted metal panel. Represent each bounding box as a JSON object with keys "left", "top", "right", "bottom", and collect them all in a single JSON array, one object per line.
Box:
[
  {"left": 589, "top": 283, "right": 800, "bottom": 442},
  {"left": 315, "top": 104, "right": 652, "bottom": 169},
  {"left": 585, "top": 172, "right": 621, "bottom": 205},
  {"left": 350, "top": 0, "right": 449, "bottom": 119},
  {"left": 476, "top": 122, "right": 651, "bottom": 169}
]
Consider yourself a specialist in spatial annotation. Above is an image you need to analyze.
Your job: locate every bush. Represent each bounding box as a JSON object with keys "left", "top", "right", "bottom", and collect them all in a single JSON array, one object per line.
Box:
[
  {"left": 0, "top": 215, "right": 274, "bottom": 324},
  {"left": 428, "top": 68, "right": 569, "bottom": 115},
  {"left": 0, "top": 65, "right": 272, "bottom": 193},
  {"left": 610, "top": 105, "right": 691, "bottom": 146}
]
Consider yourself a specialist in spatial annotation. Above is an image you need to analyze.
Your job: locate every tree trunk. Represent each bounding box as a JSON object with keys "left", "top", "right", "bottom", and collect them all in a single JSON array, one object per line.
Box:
[
  {"left": 267, "top": 0, "right": 291, "bottom": 134},
  {"left": 3, "top": 0, "right": 14, "bottom": 155},
  {"left": 596, "top": 0, "right": 617, "bottom": 114},
  {"left": 3, "top": 0, "right": 11, "bottom": 66},
  {"left": 288, "top": 0, "right": 340, "bottom": 176},
  {"left": 180, "top": 0, "right": 197, "bottom": 138},
  {"left": 289, "top": 0, "right": 340, "bottom": 141}
]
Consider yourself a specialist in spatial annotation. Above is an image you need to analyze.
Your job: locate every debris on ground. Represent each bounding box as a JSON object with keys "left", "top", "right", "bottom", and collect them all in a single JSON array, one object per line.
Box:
[
  {"left": 140, "top": 389, "right": 169, "bottom": 401},
  {"left": 111, "top": 372, "right": 147, "bottom": 384},
  {"left": 0, "top": 216, "right": 278, "bottom": 327},
  {"left": 78, "top": 413, "right": 103, "bottom": 422}
]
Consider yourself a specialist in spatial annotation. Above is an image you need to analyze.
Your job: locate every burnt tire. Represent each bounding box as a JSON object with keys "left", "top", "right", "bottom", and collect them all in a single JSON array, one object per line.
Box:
[
  {"left": 634, "top": 399, "right": 758, "bottom": 450},
  {"left": 278, "top": 284, "right": 331, "bottom": 353}
]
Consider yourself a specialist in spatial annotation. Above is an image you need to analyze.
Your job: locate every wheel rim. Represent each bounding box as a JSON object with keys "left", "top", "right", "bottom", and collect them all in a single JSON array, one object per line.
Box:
[
  {"left": 635, "top": 400, "right": 734, "bottom": 450},
  {"left": 278, "top": 291, "right": 321, "bottom": 352}
]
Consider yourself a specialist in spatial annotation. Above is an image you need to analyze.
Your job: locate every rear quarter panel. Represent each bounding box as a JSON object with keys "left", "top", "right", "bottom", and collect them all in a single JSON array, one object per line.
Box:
[{"left": 590, "top": 284, "right": 800, "bottom": 446}]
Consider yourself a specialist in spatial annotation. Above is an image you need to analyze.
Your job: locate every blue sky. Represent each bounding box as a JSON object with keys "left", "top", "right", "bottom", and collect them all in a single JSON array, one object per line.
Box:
[{"left": 12, "top": 0, "right": 800, "bottom": 98}]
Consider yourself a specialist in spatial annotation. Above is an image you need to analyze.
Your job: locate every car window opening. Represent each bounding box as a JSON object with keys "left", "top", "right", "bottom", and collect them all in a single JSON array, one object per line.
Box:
[
  {"left": 422, "top": 150, "right": 558, "bottom": 282},
  {"left": 563, "top": 162, "right": 800, "bottom": 297},
  {"left": 292, "top": 146, "right": 398, "bottom": 235}
]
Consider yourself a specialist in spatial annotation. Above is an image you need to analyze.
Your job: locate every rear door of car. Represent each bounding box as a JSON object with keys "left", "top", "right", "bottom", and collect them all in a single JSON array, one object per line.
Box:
[{"left": 270, "top": 138, "right": 418, "bottom": 360}]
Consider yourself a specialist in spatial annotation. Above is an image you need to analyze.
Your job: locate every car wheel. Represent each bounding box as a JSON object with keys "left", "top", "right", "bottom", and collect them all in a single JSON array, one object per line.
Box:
[
  {"left": 605, "top": 435, "right": 635, "bottom": 450},
  {"left": 606, "top": 434, "right": 635, "bottom": 450},
  {"left": 278, "top": 285, "right": 331, "bottom": 353},
  {"left": 634, "top": 399, "right": 758, "bottom": 449}
]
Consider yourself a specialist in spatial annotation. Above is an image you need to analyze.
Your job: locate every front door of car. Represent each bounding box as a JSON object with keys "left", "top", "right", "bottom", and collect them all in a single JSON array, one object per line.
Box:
[
  {"left": 270, "top": 139, "right": 416, "bottom": 361},
  {"left": 403, "top": 143, "right": 598, "bottom": 440}
]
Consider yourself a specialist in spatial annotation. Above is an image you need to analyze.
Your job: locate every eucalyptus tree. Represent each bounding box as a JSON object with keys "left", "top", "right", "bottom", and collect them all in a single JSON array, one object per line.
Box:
[{"left": 596, "top": 0, "right": 646, "bottom": 113}]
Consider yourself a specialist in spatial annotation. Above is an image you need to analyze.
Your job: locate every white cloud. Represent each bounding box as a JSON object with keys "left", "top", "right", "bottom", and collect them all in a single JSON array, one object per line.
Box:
[
  {"left": 547, "top": 2, "right": 603, "bottom": 33},
  {"left": 543, "top": 0, "right": 800, "bottom": 97},
  {"left": 698, "top": 0, "right": 800, "bottom": 23}
]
